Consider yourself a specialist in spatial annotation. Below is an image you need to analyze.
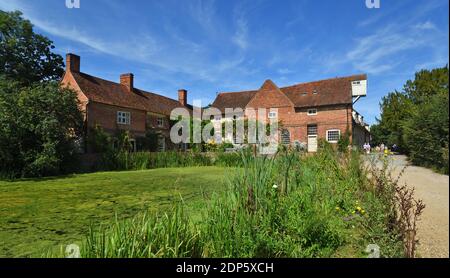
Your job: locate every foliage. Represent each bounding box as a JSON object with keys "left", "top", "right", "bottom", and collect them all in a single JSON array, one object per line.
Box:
[
  {"left": 0, "top": 80, "right": 83, "bottom": 178},
  {"left": 337, "top": 129, "right": 351, "bottom": 153},
  {"left": 402, "top": 90, "right": 449, "bottom": 174},
  {"left": 372, "top": 66, "right": 449, "bottom": 173},
  {"left": 87, "top": 125, "right": 112, "bottom": 154},
  {"left": 0, "top": 10, "right": 64, "bottom": 86},
  {"left": 365, "top": 154, "right": 425, "bottom": 258},
  {"left": 71, "top": 149, "right": 405, "bottom": 258}
]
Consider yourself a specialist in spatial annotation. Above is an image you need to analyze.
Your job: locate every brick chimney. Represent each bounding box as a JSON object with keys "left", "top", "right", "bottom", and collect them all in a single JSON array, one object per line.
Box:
[
  {"left": 66, "top": 53, "right": 80, "bottom": 72},
  {"left": 178, "top": 89, "right": 187, "bottom": 106},
  {"left": 120, "top": 73, "right": 134, "bottom": 92}
]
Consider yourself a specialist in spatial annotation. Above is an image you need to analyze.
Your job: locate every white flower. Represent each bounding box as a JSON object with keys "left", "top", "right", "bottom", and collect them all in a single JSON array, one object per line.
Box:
[{"left": 272, "top": 184, "right": 278, "bottom": 189}]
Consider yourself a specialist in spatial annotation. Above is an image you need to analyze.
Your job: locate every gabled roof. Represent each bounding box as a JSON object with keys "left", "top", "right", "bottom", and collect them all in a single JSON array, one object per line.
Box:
[
  {"left": 246, "top": 80, "right": 294, "bottom": 108},
  {"left": 212, "top": 74, "right": 367, "bottom": 112},
  {"left": 70, "top": 72, "right": 189, "bottom": 116}
]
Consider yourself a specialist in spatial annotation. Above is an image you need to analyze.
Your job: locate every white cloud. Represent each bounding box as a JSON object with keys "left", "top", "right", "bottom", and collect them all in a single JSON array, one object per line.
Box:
[
  {"left": 414, "top": 21, "right": 437, "bottom": 31},
  {"left": 232, "top": 17, "right": 249, "bottom": 50}
]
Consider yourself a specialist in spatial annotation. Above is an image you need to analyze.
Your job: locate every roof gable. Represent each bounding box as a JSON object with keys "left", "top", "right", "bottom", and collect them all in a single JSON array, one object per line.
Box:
[{"left": 246, "top": 79, "right": 294, "bottom": 109}]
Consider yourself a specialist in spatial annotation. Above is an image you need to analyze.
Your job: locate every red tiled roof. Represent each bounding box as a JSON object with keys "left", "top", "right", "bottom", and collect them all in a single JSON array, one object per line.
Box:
[
  {"left": 212, "top": 74, "right": 367, "bottom": 111},
  {"left": 212, "top": 90, "right": 257, "bottom": 113},
  {"left": 71, "top": 72, "right": 188, "bottom": 115}
]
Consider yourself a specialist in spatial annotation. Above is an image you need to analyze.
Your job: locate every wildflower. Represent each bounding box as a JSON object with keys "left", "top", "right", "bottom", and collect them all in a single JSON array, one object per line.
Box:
[
  {"left": 335, "top": 207, "right": 340, "bottom": 211},
  {"left": 352, "top": 211, "right": 356, "bottom": 214},
  {"left": 272, "top": 184, "right": 278, "bottom": 189},
  {"left": 361, "top": 209, "right": 366, "bottom": 214},
  {"left": 356, "top": 206, "right": 362, "bottom": 211}
]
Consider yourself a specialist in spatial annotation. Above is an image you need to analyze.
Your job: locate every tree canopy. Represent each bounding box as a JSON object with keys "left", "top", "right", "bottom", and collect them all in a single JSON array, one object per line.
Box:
[
  {"left": 372, "top": 66, "right": 449, "bottom": 174},
  {"left": 0, "top": 10, "right": 64, "bottom": 86},
  {"left": 0, "top": 10, "right": 83, "bottom": 178}
]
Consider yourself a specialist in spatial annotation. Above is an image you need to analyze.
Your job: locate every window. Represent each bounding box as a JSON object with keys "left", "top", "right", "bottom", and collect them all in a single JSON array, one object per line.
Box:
[
  {"left": 117, "top": 111, "right": 131, "bottom": 125},
  {"left": 352, "top": 81, "right": 361, "bottom": 85},
  {"left": 157, "top": 117, "right": 164, "bottom": 127},
  {"left": 268, "top": 111, "right": 277, "bottom": 119},
  {"left": 307, "top": 108, "right": 317, "bottom": 116},
  {"left": 307, "top": 125, "right": 318, "bottom": 136},
  {"left": 326, "top": 129, "right": 341, "bottom": 143},
  {"left": 281, "top": 129, "right": 291, "bottom": 145}
]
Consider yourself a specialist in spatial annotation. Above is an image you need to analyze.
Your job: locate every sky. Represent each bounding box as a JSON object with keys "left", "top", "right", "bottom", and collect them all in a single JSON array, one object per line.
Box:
[{"left": 0, "top": 0, "right": 448, "bottom": 125}]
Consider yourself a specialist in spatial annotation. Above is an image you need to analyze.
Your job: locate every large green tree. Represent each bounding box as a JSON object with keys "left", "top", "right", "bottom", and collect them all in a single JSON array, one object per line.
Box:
[
  {"left": 0, "top": 79, "right": 83, "bottom": 178},
  {"left": 373, "top": 66, "right": 449, "bottom": 174},
  {"left": 0, "top": 10, "right": 83, "bottom": 178},
  {"left": 0, "top": 10, "right": 64, "bottom": 86}
]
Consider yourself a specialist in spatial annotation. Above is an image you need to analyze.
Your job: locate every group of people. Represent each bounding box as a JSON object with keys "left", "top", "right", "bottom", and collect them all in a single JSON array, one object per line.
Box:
[{"left": 363, "top": 142, "right": 394, "bottom": 155}]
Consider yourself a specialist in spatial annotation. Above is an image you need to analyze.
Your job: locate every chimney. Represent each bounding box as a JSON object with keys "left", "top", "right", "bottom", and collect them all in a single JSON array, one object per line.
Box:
[
  {"left": 120, "top": 73, "right": 134, "bottom": 92},
  {"left": 66, "top": 53, "right": 80, "bottom": 72},
  {"left": 178, "top": 89, "right": 187, "bottom": 106}
]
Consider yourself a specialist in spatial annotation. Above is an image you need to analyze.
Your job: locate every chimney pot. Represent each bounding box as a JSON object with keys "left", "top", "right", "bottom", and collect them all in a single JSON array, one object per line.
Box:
[
  {"left": 66, "top": 53, "right": 80, "bottom": 72},
  {"left": 178, "top": 89, "right": 187, "bottom": 106},
  {"left": 120, "top": 73, "right": 134, "bottom": 92}
]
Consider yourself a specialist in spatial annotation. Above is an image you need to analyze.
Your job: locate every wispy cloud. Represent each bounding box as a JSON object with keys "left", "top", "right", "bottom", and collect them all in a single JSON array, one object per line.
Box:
[{"left": 232, "top": 17, "right": 249, "bottom": 50}]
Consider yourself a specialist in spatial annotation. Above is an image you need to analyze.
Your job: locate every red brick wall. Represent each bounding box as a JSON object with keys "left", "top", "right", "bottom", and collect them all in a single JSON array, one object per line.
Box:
[
  {"left": 282, "top": 105, "right": 352, "bottom": 143},
  {"left": 87, "top": 102, "right": 147, "bottom": 137},
  {"left": 244, "top": 104, "right": 352, "bottom": 144}
]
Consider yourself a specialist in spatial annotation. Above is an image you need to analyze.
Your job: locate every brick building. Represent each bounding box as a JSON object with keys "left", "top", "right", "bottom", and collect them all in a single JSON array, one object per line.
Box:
[
  {"left": 212, "top": 76, "right": 371, "bottom": 152},
  {"left": 61, "top": 53, "right": 191, "bottom": 153}
]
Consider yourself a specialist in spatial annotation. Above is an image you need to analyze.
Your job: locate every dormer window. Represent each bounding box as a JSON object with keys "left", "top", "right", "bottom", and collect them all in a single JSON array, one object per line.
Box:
[{"left": 307, "top": 108, "right": 318, "bottom": 116}]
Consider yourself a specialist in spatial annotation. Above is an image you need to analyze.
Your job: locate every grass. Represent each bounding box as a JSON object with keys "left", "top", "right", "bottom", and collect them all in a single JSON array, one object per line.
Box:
[
  {"left": 0, "top": 167, "right": 227, "bottom": 258},
  {"left": 71, "top": 149, "right": 404, "bottom": 258}
]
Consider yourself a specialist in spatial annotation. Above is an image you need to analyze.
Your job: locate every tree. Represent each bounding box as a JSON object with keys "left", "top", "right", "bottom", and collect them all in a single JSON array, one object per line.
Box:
[
  {"left": 403, "top": 89, "right": 449, "bottom": 174},
  {"left": 0, "top": 10, "right": 64, "bottom": 86},
  {"left": 376, "top": 91, "right": 413, "bottom": 152},
  {"left": 0, "top": 80, "right": 83, "bottom": 178},
  {"left": 372, "top": 65, "right": 449, "bottom": 173}
]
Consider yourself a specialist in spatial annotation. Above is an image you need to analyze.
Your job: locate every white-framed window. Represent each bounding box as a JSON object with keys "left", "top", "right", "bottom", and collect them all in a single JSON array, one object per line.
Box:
[
  {"left": 268, "top": 111, "right": 277, "bottom": 119},
  {"left": 326, "top": 129, "right": 341, "bottom": 143},
  {"left": 117, "top": 111, "right": 131, "bottom": 125},
  {"left": 157, "top": 117, "right": 164, "bottom": 127},
  {"left": 307, "top": 108, "right": 318, "bottom": 116}
]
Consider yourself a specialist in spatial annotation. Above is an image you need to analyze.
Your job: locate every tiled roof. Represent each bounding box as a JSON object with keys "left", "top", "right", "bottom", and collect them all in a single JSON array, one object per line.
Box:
[
  {"left": 212, "top": 90, "right": 257, "bottom": 113},
  {"left": 212, "top": 74, "right": 367, "bottom": 111},
  {"left": 71, "top": 72, "right": 188, "bottom": 115}
]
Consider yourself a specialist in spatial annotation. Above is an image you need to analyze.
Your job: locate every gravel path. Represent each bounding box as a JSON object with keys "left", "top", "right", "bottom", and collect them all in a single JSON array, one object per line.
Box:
[{"left": 388, "top": 155, "right": 449, "bottom": 258}]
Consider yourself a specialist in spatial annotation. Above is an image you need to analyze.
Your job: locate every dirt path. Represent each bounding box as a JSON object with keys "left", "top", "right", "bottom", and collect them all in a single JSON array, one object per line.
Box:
[{"left": 388, "top": 155, "right": 449, "bottom": 258}]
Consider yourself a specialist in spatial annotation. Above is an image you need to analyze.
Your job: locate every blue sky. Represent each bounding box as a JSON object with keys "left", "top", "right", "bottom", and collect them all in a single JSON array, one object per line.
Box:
[{"left": 0, "top": 0, "right": 448, "bottom": 124}]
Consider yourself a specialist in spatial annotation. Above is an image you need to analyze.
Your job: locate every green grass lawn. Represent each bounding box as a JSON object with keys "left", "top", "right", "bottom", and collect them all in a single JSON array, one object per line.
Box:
[{"left": 0, "top": 167, "right": 227, "bottom": 258}]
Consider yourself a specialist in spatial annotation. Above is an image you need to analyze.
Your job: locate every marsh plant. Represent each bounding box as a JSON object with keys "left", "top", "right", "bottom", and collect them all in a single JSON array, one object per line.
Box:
[{"left": 56, "top": 147, "right": 419, "bottom": 258}]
